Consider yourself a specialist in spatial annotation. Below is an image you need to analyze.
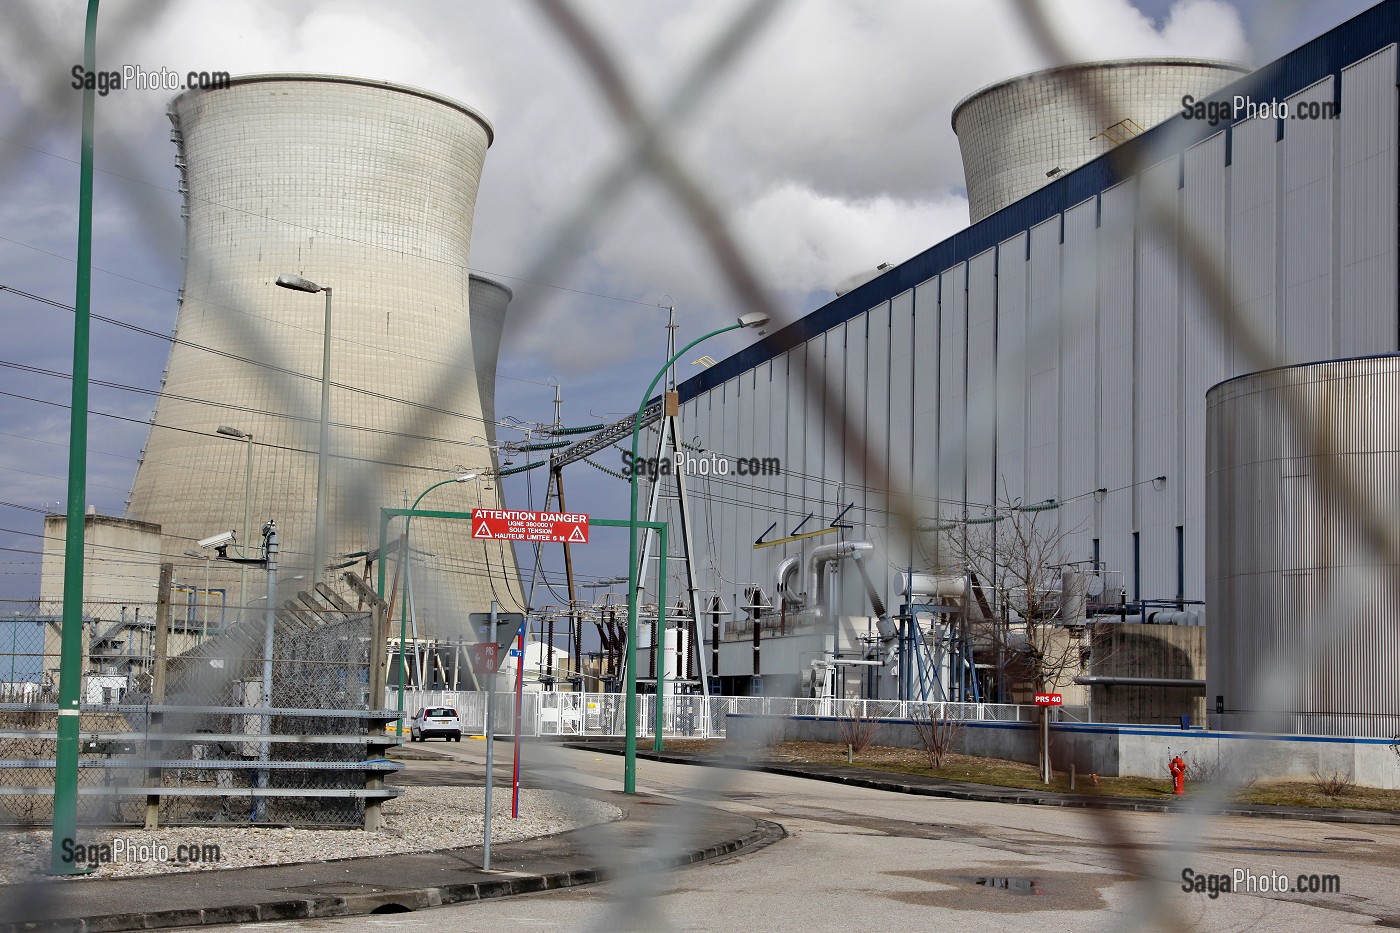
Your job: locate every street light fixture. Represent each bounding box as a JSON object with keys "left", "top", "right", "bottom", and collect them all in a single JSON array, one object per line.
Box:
[
  {"left": 392, "top": 473, "right": 480, "bottom": 730},
  {"left": 216, "top": 425, "right": 254, "bottom": 616},
  {"left": 274, "top": 273, "right": 333, "bottom": 583},
  {"left": 624, "top": 312, "right": 768, "bottom": 792}
]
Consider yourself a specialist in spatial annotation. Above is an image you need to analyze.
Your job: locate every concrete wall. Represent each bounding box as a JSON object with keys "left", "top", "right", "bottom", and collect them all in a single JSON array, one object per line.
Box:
[
  {"left": 728, "top": 714, "right": 1400, "bottom": 789},
  {"left": 1089, "top": 623, "right": 1206, "bottom": 725}
]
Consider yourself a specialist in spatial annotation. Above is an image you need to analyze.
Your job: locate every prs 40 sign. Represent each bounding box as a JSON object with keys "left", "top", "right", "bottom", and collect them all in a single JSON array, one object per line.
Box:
[
  {"left": 471, "top": 509, "right": 589, "bottom": 544},
  {"left": 1034, "top": 693, "right": 1063, "bottom": 707}
]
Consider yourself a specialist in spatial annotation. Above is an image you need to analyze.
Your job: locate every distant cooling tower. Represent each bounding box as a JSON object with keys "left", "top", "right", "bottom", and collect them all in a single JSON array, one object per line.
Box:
[
  {"left": 952, "top": 58, "right": 1248, "bottom": 222},
  {"left": 126, "top": 74, "right": 522, "bottom": 627},
  {"left": 468, "top": 274, "right": 512, "bottom": 446}
]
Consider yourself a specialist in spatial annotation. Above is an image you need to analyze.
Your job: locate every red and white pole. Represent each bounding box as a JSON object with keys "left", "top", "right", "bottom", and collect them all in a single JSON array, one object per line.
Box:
[{"left": 512, "top": 621, "right": 525, "bottom": 818}]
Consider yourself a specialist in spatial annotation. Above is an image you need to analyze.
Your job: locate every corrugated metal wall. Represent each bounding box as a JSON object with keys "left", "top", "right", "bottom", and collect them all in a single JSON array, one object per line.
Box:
[
  {"left": 1206, "top": 357, "right": 1400, "bottom": 736},
  {"left": 680, "top": 44, "right": 1398, "bottom": 687}
]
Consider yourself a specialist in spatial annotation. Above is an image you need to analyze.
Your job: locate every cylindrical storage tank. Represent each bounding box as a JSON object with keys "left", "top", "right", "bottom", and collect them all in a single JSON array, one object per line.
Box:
[
  {"left": 1206, "top": 356, "right": 1400, "bottom": 737},
  {"left": 126, "top": 74, "right": 521, "bottom": 634},
  {"left": 952, "top": 58, "right": 1248, "bottom": 223}
]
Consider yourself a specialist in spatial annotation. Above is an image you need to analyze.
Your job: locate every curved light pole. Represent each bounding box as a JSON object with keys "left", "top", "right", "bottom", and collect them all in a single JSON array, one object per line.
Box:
[
  {"left": 274, "top": 273, "right": 333, "bottom": 583},
  {"left": 393, "top": 473, "right": 479, "bottom": 733},
  {"left": 624, "top": 312, "right": 768, "bottom": 792}
]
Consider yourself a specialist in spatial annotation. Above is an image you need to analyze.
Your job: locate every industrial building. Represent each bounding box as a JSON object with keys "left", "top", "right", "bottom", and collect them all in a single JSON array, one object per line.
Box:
[
  {"left": 123, "top": 75, "right": 523, "bottom": 643},
  {"left": 662, "top": 6, "right": 1398, "bottom": 734}
]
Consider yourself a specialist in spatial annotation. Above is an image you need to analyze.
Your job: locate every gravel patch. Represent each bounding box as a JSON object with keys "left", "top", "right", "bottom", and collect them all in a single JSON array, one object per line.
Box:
[{"left": 0, "top": 786, "right": 620, "bottom": 883}]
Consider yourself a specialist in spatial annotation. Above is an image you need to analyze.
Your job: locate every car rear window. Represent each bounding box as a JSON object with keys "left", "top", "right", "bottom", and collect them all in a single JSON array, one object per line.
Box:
[{"left": 425, "top": 708, "right": 457, "bottom": 717}]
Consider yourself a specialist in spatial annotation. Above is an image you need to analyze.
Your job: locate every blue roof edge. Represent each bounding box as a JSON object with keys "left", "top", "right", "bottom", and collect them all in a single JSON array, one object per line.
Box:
[{"left": 676, "top": 0, "right": 1399, "bottom": 404}]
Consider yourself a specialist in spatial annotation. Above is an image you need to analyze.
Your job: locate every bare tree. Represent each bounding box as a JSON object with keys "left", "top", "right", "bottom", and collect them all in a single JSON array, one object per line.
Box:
[
  {"left": 910, "top": 705, "right": 962, "bottom": 771},
  {"left": 836, "top": 706, "right": 880, "bottom": 757},
  {"left": 923, "top": 491, "right": 1103, "bottom": 783}
]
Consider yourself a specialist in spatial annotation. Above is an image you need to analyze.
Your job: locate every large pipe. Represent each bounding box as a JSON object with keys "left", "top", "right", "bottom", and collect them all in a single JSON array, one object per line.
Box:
[
  {"left": 1073, "top": 675, "right": 1205, "bottom": 687},
  {"left": 775, "top": 557, "right": 802, "bottom": 608},
  {"left": 808, "top": 541, "right": 873, "bottom": 618}
]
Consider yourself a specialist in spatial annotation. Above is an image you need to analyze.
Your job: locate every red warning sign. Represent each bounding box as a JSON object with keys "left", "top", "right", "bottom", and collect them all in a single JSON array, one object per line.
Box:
[
  {"left": 470, "top": 642, "right": 499, "bottom": 674},
  {"left": 471, "top": 509, "right": 590, "bottom": 544}
]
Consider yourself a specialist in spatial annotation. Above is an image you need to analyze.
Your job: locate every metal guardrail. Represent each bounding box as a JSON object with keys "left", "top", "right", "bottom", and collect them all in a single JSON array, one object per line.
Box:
[{"left": 393, "top": 690, "right": 1080, "bottom": 740}]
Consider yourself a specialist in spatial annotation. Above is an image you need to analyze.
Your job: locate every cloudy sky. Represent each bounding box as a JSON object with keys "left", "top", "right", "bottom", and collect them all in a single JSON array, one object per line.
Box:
[{"left": 0, "top": 0, "right": 1378, "bottom": 603}]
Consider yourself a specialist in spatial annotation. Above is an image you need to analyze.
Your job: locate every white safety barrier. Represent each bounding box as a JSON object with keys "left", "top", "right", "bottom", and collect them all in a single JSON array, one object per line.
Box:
[{"left": 389, "top": 690, "right": 1087, "bottom": 739}]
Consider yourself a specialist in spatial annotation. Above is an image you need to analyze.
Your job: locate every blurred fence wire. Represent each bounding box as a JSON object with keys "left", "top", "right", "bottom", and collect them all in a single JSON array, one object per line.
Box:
[{"left": 0, "top": 0, "right": 1396, "bottom": 929}]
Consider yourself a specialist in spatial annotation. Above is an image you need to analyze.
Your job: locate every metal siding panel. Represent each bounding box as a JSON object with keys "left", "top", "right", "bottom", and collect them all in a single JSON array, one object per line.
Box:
[
  {"left": 805, "top": 334, "right": 828, "bottom": 538},
  {"left": 1098, "top": 181, "right": 1136, "bottom": 575},
  {"left": 824, "top": 324, "right": 848, "bottom": 509},
  {"left": 889, "top": 290, "right": 916, "bottom": 566},
  {"left": 996, "top": 236, "right": 1027, "bottom": 508},
  {"left": 1229, "top": 114, "right": 1280, "bottom": 377},
  {"left": 966, "top": 249, "right": 997, "bottom": 510},
  {"left": 742, "top": 365, "right": 770, "bottom": 592},
  {"left": 912, "top": 280, "right": 940, "bottom": 514},
  {"left": 1339, "top": 45, "right": 1399, "bottom": 355},
  {"left": 1027, "top": 218, "right": 1061, "bottom": 508},
  {"left": 1280, "top": 76, "right": 1337, "bottom": 363},
  {"left": 1060, "top": 199, "right": 1098, "bottom": 555},
  {"left": 787, "top": 345, "right": 808, "bottom": 551},
  {"left": 844, "top": 314, "right": 869, "bottom": 536},
  {"left": 721, "top": 376, "right": 741, "bottom": 591},
  {"left": 1135, "top": 158, "right": 1180, "bottom": 600},
  {"left": 1182, "top": 131, "right": 1231, "bottom": 602},
  {"left": 939, "top": 268, "right": 967, "bottom": 510},
  {"left": 865, "top": 305, "right": 891, "bottom": 563}
]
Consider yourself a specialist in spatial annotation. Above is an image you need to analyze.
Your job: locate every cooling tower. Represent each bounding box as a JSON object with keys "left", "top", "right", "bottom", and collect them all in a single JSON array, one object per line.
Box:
[
  {"left": 126, "top": 74, "right": 522, "bottom": 631},
  {"left": 952, "top": 58, "right": 1248, "bottom": 222},
  {"left": 468, "top": 274, "right": 512, "bottom": 447}
]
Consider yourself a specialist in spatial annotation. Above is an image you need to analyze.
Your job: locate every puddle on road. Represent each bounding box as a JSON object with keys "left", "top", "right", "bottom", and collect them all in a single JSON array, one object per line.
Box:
[
  {"left": 881, "top": 865, "right": 1128, "bottom": 913},
  {"left": 974, "top": 876, "right": 1042, "bottom": 895}
]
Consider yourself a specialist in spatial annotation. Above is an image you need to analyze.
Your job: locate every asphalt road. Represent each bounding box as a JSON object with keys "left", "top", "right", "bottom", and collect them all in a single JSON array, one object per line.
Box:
[{"left": 201, "top": 740, "right": 1400, "bottom": 932}]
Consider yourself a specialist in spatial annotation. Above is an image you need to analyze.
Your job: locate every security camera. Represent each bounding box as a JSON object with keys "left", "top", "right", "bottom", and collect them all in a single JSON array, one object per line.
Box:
[{"left": 198, "top": 530, "right": 236, "bottom": 558}]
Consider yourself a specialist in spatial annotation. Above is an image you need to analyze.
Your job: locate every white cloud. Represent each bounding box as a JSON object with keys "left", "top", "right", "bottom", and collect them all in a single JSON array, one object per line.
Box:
[
  {"left": 0, "top": 0, "right": 1327, "bottom": 597},
  {"left": 734, "top": 184, "right": 969, "bottom": 295}
]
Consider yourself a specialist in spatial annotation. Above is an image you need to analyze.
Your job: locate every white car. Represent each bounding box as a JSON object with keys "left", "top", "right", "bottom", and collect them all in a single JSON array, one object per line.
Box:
[{"left": 410, "top": 706, "right": 462, "bottom": 742}]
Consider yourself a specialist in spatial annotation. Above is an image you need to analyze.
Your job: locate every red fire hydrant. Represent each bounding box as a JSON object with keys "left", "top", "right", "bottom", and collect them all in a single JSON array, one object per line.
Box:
[{"left": 1169, "top": 755, "right": 1187, "bottom": 795}]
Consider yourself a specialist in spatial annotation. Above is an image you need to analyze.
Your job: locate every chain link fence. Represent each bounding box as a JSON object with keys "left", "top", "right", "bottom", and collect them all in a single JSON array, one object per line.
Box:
[
  {"left": 1, "top": 0, "right": 1396, "bottom": 927},
  {"left": 0, "top": 593, "right": 394, "bottom": 828}
]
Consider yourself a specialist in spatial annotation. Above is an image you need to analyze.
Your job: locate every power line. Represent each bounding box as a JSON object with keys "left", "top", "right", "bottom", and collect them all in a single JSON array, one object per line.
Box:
[
  {"left": 0, "top": 356, "right": 513, "bottom": 451},
  {"left": 0, "top": 387, "right": 468, "bottom": 476},
  {"left": 0, "top": 136, "right": 668, "bottom": 314},
  {"left": 0, "top": 284, "right": 518, "bottom": 436}
]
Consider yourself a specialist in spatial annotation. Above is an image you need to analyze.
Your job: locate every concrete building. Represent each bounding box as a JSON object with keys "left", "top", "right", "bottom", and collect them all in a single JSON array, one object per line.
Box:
[
  {"left": 125, "top": 75, "right": 522, "bottom": 640},
  {"left": 668, "top": 6, "right": 1398, "bottom": 731},
  {"left": 34, "top": 513, "right": 212, "bottom": 695},
  {"left": 953, "top": 59, "right": 1248, "bottom": 222}
]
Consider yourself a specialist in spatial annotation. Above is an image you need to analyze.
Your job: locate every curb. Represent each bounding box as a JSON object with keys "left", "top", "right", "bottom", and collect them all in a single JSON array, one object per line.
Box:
[
  {"left": 566, "top": 742, "right": 1400, "bottom": 826},
  {"left": 0, "top": 818, "right": 785, "bottom": 933}
]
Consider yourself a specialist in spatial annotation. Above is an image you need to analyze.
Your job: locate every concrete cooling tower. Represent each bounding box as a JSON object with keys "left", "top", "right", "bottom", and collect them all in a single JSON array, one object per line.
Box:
[
  {"left": 125, "top": 74, "right": 522, "bottom": 631},
  {"left": 952, "top": 58, "right": 1248, "bottom": 222}
]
